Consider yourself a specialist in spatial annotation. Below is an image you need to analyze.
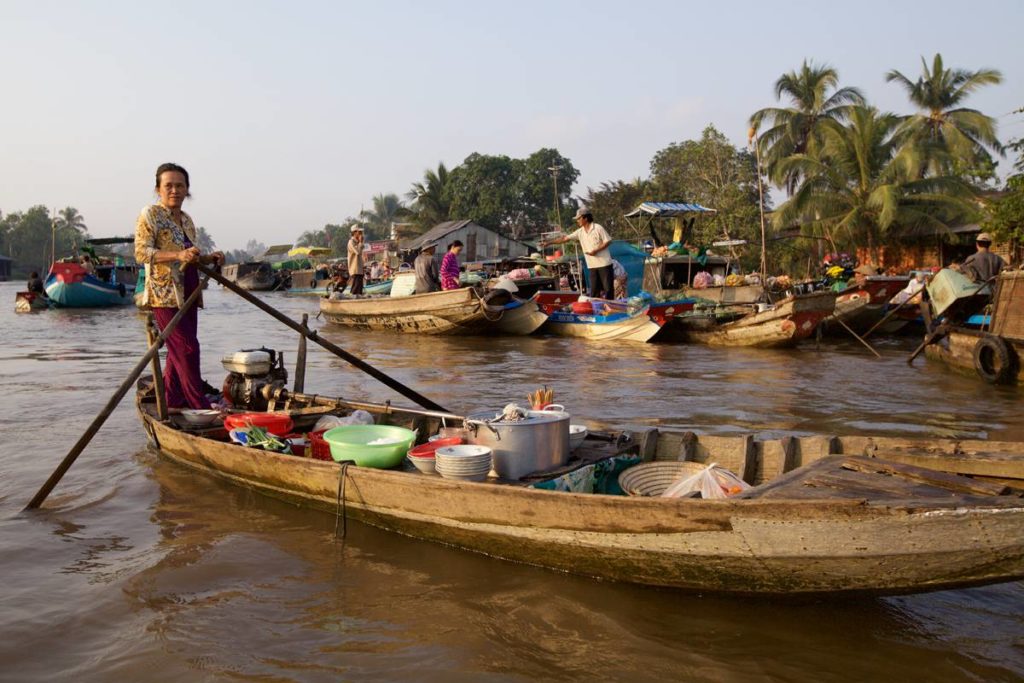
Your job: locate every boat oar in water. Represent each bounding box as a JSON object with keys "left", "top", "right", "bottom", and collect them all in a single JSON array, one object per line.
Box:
[
  {"left": 24, "top": 275, "right": 209, "bottom": 510},
  {"left": 196, "top": 263, "right": 447, "bottom": 413}
]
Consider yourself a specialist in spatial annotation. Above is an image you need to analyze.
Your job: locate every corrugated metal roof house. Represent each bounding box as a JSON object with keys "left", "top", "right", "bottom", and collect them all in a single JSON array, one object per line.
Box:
[{"left": 401, "top": 220, "right": 533, "bottom": 262}]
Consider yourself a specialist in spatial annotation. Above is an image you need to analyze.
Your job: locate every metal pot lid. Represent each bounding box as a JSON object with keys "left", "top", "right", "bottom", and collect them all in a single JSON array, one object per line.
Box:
[{"left": 467, "top": 409, "right": 568, "bottom": 425}]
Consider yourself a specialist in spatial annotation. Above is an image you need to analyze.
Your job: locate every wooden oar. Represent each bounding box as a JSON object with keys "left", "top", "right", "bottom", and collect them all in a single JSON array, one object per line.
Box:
[
  {"left": 834, "top": 317, "right": 882, "bottom": 358},
  {"left": 197, "top": 264, "right": 447, "bottom": 412},
  {"left": 25, "top": 275, "right": 209, "bottom": 510},
  {"left": 861, "top": 297, "right": 914, "bottom": 340}
]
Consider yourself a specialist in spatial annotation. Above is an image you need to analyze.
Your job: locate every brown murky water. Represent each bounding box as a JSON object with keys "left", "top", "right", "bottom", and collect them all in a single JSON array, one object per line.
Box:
[{"left": 1, "top": 282, "right": 1022, "bottom": 682}]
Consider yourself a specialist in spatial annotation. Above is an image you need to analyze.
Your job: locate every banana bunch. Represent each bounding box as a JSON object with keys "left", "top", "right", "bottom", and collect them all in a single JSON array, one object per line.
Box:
[{"left": 527, "top": 386, "right": 554, "bottom": 410}]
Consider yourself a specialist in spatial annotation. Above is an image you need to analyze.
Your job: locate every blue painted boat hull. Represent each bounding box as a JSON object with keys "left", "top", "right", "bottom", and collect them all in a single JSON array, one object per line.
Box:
[{"left": 45, "top": 272, "right": 136, "bottom": 307}]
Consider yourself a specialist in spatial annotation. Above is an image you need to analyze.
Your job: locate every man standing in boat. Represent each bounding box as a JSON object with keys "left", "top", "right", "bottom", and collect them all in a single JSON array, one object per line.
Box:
[
  {"left": 347, "top": 225, "right": 365, "bottom": 295},
  {"left": 540, "top": 207, "right": 614, "bottom": 299},
  {"left": 955, "top": 232, "right": 1006, "bottom": 284}
]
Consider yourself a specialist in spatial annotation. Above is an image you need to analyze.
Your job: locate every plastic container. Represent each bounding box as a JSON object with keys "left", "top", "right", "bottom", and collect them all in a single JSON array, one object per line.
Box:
[
  {"left": 223, "top": 412, "right": 294, "bottom": 436},
  {"left": 571, "top": 301, "right": 594, "bottom": 314},
  {"left": 307, "top": 430, "right": 332, "bottom": 461},
  {"left": 408, "top": 437, "right": 463, "bottom": 458},
  {"left": 221, "top": 350, "right": 271, "bottom": 375},
  {"left": 323, "top": 425, "right": 416, "bottom": 468}
]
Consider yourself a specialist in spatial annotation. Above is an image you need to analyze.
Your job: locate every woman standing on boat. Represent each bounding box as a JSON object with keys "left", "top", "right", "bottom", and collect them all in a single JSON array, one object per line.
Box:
[
  {"left": 440, "top": 240, "right": 463, "bottom": 290},
  {"left": 134, "top": 162, "right": 224, "bottom": 411}
]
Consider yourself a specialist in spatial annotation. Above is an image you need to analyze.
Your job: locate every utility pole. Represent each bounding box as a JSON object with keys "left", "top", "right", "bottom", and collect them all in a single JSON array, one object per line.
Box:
[{"left": 547, "top": 165, "right": 562, "bottom": 230}]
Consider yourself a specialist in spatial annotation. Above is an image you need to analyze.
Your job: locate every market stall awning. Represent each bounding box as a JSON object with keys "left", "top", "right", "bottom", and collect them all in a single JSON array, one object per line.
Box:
[
  {"left": 624, "top": 202, "right": 717, "bottom": 218},
  {"left": 287, "top": 246, "right": 333, "bottom": 257}
]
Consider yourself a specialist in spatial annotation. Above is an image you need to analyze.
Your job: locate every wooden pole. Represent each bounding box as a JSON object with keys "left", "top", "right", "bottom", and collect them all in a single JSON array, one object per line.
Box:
[
  {"left": 25, "top": 275, "right": 208, "bottom": 510},
  {"left": 145, "top": 313, "right": 168, "bottom": 421},
  {"left": 861, "top": 297, "right": 913, "bottom": 340},
  {"left": 294, "top": 313, "right": 308, "bottom": 393},
  {"left": 197, "top": 264, "right": 447, "bottom": 412},
  {"left": 835, "top": 317, "right": 882, "bottom": 358}
]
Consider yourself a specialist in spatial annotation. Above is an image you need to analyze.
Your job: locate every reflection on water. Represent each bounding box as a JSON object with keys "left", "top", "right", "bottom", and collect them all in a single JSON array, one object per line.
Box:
[{"left": 0, "top": 283, "right": 1021, "bottom": 681}]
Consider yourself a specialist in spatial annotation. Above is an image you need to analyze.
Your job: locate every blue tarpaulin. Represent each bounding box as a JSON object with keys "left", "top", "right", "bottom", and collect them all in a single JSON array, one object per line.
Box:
[{"left": 578, "top": 240, "right": 647, "bottom": 298}]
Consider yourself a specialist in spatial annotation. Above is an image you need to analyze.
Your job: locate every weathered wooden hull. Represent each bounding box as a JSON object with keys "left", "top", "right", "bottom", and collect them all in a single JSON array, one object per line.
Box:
[
  {"left": 15, "top": 291, "right": 49, "bottom": 313},
  {"left": 319, "top": 287, "right": 494, "bottom": 335},
  {"left": 673, "top": 292, "right": 836, "bottom": 348},
  {"left": 824, "top": 277, "right": 910, "bottom": 334},
  {"left": 495, "top": 298, "right": 548, "bottom": 335},
  {"left": 925, "top": 328, "right": 1024, "bottom": 385},
  {"left": 541, "top": 307, "right": 662, "bottom": 342},
  {"left": 137, "top": 406, "right": 1024, "bottom": 595}
]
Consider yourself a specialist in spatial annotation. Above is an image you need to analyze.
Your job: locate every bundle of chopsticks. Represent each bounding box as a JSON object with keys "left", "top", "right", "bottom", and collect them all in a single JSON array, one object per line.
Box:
[{"left": 527, "top": 386, "right": 553, "bottom": 410}]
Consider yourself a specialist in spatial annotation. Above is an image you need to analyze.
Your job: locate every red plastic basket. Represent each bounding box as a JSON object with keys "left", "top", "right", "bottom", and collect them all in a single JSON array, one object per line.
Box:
[
  {"left": 308, "top": 430, "right": 333, "bottom": 461},
  {"left": 571, "top": 301, "right": 594, "bottom": 314}
]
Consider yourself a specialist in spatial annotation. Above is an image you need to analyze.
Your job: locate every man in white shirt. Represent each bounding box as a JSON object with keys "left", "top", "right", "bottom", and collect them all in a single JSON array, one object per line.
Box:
[{"left": 541, "top": 207, "right": 614, "bottom": 299}]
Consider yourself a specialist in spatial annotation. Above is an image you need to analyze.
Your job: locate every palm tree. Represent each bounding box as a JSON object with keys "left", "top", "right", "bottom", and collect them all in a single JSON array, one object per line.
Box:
[
  {"left": 772, "top": 106, "right": 975, "bottom": 259},
  {"left": 750, "top": 61, "right": 864, "bottom": 193},
  {"left": 358, "top": 193, "right": 409, "bottom": 240},
  {"left": 406, "top": 163, "right": 451, "bottom": 232},
  {"left": 886, "top": 53, "right": 1003, "bottom": 175},
  {"left": 55, "top": 206, "right": 87, "bottom": 233}
]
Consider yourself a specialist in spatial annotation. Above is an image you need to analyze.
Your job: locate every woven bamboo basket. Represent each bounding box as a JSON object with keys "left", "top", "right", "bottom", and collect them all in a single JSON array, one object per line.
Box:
[{"left": 618, "top": 461, "right": 709, "bottom": 497}]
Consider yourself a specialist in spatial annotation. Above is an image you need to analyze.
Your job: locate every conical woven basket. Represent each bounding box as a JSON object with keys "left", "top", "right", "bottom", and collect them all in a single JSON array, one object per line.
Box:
[{"left": 618, "top": 461, "right": 710, "bottom": 497}]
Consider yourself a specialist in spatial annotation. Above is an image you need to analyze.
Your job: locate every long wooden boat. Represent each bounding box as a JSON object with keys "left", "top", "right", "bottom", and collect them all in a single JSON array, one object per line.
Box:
[
  {"left": 44, "top": 261, "right": 138, "bottom": 307},
  {"left": 924, "top": 270, "right": 1024, "bottom": 384},
  {"left": 221, "top": 262, "right": 279, "bottom": 291},
  {"left": 135, "top": 384, "right": 1024, "bottom": 596},
  {"left": 824, "top": 276, "right": 910, "bottom": 334},
  {"left": 671, "top": 291, "right": 837, "bottom": 348},
  {"left": 319, "top": 285, "right": 503, "bottom": 335},
  {"left": 15, "top": 290, "right": 49, "bottom": 313},
  {"left": 541, "top": 305, "right": 663, "bottom": 342},
  {"left": 493, "top": 295, "right": 549, "bottom": 335}
]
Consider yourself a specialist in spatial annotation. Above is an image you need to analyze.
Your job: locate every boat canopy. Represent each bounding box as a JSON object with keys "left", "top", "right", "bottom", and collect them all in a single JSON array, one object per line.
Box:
[
  {"left": 262, "top": 244, "right": 294, "bottom": 257},
  {"left": 288, "top": 246, "right": 333, "bottom": 258},
  {"left": 86, "top": 237, "right": 136, "bottom": 245},
  {"left": 624, "top": 202, "right": 717, "bottom": 218}
]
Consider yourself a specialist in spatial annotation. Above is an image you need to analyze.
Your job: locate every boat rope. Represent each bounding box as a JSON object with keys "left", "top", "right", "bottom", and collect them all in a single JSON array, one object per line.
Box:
[{"left": 334, "top": 461, "right": 352, "bottom": 540}]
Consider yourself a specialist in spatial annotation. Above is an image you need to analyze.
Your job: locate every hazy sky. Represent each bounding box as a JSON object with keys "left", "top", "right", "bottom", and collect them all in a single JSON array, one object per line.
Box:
[{"left": 2, "top": 0, "right": 1022, "bottom": 251}]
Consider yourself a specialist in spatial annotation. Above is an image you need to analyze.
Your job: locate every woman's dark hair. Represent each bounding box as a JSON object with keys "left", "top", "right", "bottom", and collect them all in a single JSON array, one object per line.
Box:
[
  {"left": 449, "top": 240, "right": 464, "bottom": 250},
  {"left": 155, "top": 162, "right": 191, "bottom": 194}
]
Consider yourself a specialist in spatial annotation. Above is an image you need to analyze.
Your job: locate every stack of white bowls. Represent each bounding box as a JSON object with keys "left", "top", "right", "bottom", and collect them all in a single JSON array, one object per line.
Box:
[{"left": 435, "top": 445, "right": 493, "bottom": 482}]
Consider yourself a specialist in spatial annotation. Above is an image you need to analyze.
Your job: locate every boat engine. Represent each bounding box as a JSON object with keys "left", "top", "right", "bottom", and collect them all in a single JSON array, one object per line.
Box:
[{"left": 221, "top": 348, "right": 289, "bottom": 411}]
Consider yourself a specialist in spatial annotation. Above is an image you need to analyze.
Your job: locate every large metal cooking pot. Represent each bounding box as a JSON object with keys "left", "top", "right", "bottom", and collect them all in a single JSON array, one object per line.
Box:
[{"left": 465, "top": 408, "right": 570, "bottom": 480}]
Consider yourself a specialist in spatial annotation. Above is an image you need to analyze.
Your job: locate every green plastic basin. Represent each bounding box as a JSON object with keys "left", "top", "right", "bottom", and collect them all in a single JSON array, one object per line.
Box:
[{"left": 323, "top": 425, "right": 416, "bottom": 468}]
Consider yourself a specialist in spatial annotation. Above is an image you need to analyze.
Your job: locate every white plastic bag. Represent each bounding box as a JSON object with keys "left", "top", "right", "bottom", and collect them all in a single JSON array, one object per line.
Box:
[
  {"left": 313, "top": 410, "right": 375, "bottom": 432},
  {"left": 661, "top": 462, "right": 751, "bottom": 499}
]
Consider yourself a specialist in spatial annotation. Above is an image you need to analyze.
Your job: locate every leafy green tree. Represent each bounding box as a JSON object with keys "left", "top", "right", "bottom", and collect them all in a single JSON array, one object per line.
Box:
[
  {"left": 885, "top": 54, "right": 1003, "bottom": 176},
  {"left": 444, "top": 148, "right": 578, "bottom": 237},
  {"left": 359, "top": 194, "right": 409, "bottom": 240},
  {"left": 517, "top": 148, "right": 579, "bottom": 232},
  {"left": 982, "top": 175, "right": 1024, "bottom": 245},
  {"left": 1, "top": 206, "right": 85, "bottom": 275},
  {"left": 650, "top": 125, "right": 766, "bottom": 253},
  {"left": 55, "top": 206, "right": 87, "bottom": 233},
  {"left": 195, "top": 226, "right": 216, "bottom": 253},
  {"left": 772, "top": 106, "right": 975, "bottom": 260},
  {"left": 750, "top": 61, "right": 864, "bottom": 193},
  {"left": 445, "top": 153, "right": 522, "bottom": 234},
  {"left": 407, "top": 162, "right": 452, "bottom": 232},
  {"left": 583, "top": 178, "right": 654, "bottom": 238}
]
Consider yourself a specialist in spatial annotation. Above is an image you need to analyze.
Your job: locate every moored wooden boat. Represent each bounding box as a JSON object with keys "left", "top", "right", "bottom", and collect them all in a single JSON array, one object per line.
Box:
[
  {"left": 221, "top": 262, "right": 279, "bottom": 291},
  {"left": 44, "top": 261, "right": 138, "bottom": 307},
  {"left": 319, "top": 285, "right": 501, "bottom": 335},
  {"left": 135, "top": 385, "right": 1024, "bottom": 596},
  {"left": 540, "top": 305, "right": 663, "bottom": 342},
  {"left": 493, "top": 295, "right": 549, "bottom": 335},
  {"left": 671, "top": 291, "right": 836, "bottom": 348},
  {"left": 824, "top": 276, "right": 910, "bottom": 334},
  {"left": 15, "top": 290, "right": 49, "bottom": 313}
]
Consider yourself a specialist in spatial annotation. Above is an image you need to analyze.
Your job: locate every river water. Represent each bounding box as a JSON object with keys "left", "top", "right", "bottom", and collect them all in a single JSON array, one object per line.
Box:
[{"left": 1, "top": 281, "right": 1022, "bottom": 682}]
